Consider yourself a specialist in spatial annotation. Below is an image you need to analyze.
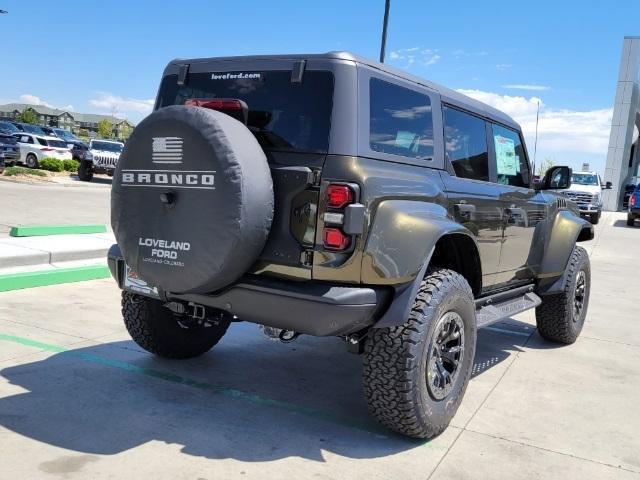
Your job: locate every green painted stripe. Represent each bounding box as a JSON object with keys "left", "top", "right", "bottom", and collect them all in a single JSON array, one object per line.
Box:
[
  {"left": 0, "top": 265, "right": 110, "bottom": 292},
  {"left": 9, "top": 224, "right": 107, "bottom": 237},
  {"left": 0, "top": 332, "right": 445, "bottom": 447}
]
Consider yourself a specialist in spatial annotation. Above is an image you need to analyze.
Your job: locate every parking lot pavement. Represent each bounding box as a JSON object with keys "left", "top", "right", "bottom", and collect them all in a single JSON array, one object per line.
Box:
[
  {"left": 0, "top": 212, "right": 639, "bottom": 479},
  {"left": 0, "top": 181, "right": 110, "bottom": 236}
]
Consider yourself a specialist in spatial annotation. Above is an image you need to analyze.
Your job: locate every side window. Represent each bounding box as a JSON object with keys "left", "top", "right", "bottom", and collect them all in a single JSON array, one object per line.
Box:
[
  {"left": 369, "top": 78, "right": 434, "bottom": 160},
  {"left": 492, "top": 124, "right": 530, "bottom": 188},
  {"left": 36, "top": 137, "right": 47, "bottom": 146},
  {"left": 443, "top": 106, "right": 489, "bottom": 181}
]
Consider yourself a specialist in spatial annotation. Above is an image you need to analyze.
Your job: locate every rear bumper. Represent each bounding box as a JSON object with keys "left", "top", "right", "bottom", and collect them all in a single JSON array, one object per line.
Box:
[
  {"left": 108, "top": 245, "right": 391, "bottom": 337},
  {"left": 629, "top": 207, "right": 640, "bottom": 217}
]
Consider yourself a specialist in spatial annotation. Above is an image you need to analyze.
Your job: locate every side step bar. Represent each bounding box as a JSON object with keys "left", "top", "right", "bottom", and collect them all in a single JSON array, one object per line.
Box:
[{"left": 475, "top": 284, "right": 541, "bottom": 329}]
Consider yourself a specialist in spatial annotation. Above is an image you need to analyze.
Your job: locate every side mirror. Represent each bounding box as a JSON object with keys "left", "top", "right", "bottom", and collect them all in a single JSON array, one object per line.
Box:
[
  {"left": 535, "top": 166, "right": 572, "bottom": 191},
  {"left": 605, "top": 181, "right": 612, "bottom": 190}
]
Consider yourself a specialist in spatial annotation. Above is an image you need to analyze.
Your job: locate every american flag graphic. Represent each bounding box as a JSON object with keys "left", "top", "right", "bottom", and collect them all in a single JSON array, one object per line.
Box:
[{"left": 152, "top": 137, "right": 183, "bottom": 163}]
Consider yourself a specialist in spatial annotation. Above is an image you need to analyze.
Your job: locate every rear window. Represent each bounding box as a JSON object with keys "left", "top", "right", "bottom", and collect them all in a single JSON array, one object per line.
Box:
[
  {"left": 47, "top": 139, "right": 68, "bottom": 148},
  {"left": 0, "top": 134, "right": 16, "bottom": 145},
  {"left": 157, "top": 70, "right": 334, "bottom": 153}
]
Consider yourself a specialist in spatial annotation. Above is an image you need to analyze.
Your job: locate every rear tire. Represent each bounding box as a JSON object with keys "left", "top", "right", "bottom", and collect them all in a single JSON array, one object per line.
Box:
[
  {"left": 25, "top": 153, "right": 39, "bottom": 169},
  {"left": 536, "top": 246, "right": 590, "bottom": 344},
  {"left": 589, "top": 213, "right": 599, "bottom": 225},
  {"left": 78, "top": 160, "right": 93, "bottom": 182},
  {"left": 122, "top": 291, "right": 230, "bottom": 359},
  {"left": 363, "top": 269, "right": 477, "bottom": 439},
  {"left": 627, "top": 215, "right": 635, "bottom": 227}
]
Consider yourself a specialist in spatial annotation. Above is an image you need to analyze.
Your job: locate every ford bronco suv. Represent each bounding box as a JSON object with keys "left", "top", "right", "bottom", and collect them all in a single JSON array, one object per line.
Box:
[{"left": 108, "top": 52, "right": 594, "bottom": 439}]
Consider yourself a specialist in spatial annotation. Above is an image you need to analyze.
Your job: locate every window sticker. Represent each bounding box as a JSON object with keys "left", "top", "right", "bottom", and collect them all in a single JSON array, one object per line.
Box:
[
  {"left": 495, "top": 135, "right": 517, "bottom": 176},
  {"left": 395, "top": 130, "right": 417, "bottom": 149}
]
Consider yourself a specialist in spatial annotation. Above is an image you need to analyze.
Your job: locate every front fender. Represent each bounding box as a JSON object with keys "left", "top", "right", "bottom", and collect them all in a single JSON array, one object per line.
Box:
[{"left": 538, "top": 209, "right": 592, "bottom": 282}]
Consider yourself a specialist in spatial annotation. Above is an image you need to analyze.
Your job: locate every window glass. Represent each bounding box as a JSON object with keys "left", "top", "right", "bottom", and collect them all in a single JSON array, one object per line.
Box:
[
  {"left": 443, "top": 106, "right": 489, "bottom": 181},
  {"left": 492, "top": 124, "right": 530, "bottom": 188},
  {"left": 36, "top": 137, "right": 47, "bottom": 146},
  {"left": 369, "top": 78, "right": 434, "bottom": 160},
  {"left": 158, "top": 70, "right": 334, "bottom": 153}
]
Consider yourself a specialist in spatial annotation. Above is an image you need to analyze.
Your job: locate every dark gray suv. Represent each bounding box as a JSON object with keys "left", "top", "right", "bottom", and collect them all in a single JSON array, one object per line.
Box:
[{"left": 108, "top": 52, "right": 593, "bottom": 439}]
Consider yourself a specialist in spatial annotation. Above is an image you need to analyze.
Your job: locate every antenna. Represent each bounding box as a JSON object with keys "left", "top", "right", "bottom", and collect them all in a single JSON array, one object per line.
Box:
[
  {"left": 533, "top": 100, "right": 540, "bottom": 175},
  {"left": 379, "top": 0, "right": 391, "bottom": 63}
]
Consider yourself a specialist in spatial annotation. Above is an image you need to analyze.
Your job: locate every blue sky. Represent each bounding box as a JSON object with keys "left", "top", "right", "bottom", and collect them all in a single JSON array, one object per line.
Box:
[{"left": 1, "top": 0, "right": 638, "bottom": 173}]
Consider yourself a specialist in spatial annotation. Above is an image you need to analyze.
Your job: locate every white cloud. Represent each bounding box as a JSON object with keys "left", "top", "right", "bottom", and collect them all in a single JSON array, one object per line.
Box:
[
  {"left": 14, "top": 94, "right": 74, "bottom": 112},
  {"left": 89, "top": 92, "right": 154, "bottom": 116},
  {"left": 389, "top": 47, "right": 441, "bottom": 68},
  {"left": 502, "top": 84, "right": 551, "bottom": 91},
  {"left": 457, "top": 89, "right": 613, "bottom": 160},
  {"left": 495, "top": 63, "right": 512, "bottom": 71}
]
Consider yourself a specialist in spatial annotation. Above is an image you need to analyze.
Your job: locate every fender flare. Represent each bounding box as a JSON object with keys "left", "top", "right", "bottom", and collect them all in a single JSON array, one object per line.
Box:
[{"left": 363, "top": 200, "right": 479, "bottom": 328}]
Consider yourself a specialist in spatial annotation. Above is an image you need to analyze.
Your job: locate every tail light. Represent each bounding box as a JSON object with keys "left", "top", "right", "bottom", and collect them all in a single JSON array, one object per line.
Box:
[
  {"left": 322, "top": 183, "right": 356, "bottom": 251},
  {"left": 631, "top": 195, "right": 637, "bottom": 207},
  {"left": 41, "top": 147, "right": 53, "bottom": 151},
  {"left": 185, "top": 98, "right": 248, "bottom": 124}
]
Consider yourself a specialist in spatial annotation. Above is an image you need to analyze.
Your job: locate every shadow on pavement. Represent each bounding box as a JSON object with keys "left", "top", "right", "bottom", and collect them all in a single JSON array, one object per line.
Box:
[
  {"left": 0, "top": 319, "right": 547, "bottom": 461},
  {"left": 612, "top": 219, "right": 637, "bottom": 228}
]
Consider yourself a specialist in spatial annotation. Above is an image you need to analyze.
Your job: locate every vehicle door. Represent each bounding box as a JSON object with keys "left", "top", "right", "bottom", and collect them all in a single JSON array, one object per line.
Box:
[
  {"left": 15, "top": 134, "right": 34, "bottom": 162},
  {"left": 490, "top": 123, "right": 547, "bottom": 284},
  {"left": 440, "top": 106, "right": 503, "bottom": 291}
]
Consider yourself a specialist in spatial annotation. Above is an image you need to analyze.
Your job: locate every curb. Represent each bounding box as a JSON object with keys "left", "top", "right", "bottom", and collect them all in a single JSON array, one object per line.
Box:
[
  {"left": 0, "top": 265, "right": 110, "bottom": 292},
  {"left": 10, "top": 224, "right": 107, "bottom": 237}
]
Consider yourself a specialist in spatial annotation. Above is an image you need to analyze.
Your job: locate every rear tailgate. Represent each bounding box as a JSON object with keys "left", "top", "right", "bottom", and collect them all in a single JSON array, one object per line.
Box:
[{"left": 155, "top": 59, "right": 335, "bottom": 279}]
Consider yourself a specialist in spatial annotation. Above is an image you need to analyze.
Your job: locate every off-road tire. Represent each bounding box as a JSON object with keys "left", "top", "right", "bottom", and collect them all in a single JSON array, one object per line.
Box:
[
  {"left": 78, "top": 160, "right": 93, "bottom": 182},
  {"left": 25, "top": 153, "right": 38, "bottom": 169},
  {"left": 627, "top": 215, "right": 635, "bottom": 227},
  {"left": 363, "top": 269, "right": 477, "bottom": 439},
  {"left": 536, "top": 246, "right": 590, "bottom": 344},
  {"left": 122, "top": 291, "right": 230, "bottom": 359},
  {"left": 589, "top": 213, "right": 599, "bottom": 225}
]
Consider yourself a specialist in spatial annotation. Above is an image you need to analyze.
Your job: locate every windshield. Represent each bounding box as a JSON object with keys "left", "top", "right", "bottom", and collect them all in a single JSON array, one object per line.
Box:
[
  {"left": 54, "top": 129, "right": 75, "bottom": 140},
  {"left": 23, "top": 124, "right": 46, "bottom": 135},
  {"left": 91, "top": 141, "right": 123, "bottom": 153},
  {"left": 0, "top": 121, "right": 18, "bottom": 133},
  {"left": 156, "top": 70, "right": 334, "bottom": 153},
  {"left": 571, "top": 173, "right": 599, "bottom": 185}
]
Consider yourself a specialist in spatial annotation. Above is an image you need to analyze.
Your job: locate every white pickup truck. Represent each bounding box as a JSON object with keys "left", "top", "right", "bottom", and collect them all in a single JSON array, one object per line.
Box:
[
  {"left": 78, "top": 139, "right": 124, "bottom": 182},
  {"left": 561, "top": 171, "right": 612, "bottom": 224}
]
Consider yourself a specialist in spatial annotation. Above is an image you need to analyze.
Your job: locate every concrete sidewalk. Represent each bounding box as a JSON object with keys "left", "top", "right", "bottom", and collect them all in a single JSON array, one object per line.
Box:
[{"left": 0, "top": 232, "right": 115, "bottom": 274}]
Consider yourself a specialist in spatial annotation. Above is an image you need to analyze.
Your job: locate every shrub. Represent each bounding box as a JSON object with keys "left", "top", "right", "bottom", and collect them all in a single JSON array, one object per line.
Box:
[
  {"left": 63, "top": 159, "right": 79, "bottom": 172},
  {"left": 3, "top": 166, "right": 47, "bottom": 177},
  {"left": 39, "top": 158, "right": 65, "bottom": 172}
]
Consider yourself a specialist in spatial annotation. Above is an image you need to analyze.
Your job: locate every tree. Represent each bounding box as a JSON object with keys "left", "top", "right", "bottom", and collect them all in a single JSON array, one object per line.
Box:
[
  {"left": 97, "top": 119, "right": 113, "bottom": 139},
  {"left": 16, "top": 108, "right": 38, "bottom": 125},
  {"left": 537, "top": 157, "right": 556, "bottom": 177},
  {"left": 119, "top": 122, "right": 133, "bottom": 140}
]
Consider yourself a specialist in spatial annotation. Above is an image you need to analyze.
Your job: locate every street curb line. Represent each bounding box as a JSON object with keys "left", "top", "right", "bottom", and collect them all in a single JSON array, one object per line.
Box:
[
  {"left": 9, "top": 224, "right": 108, "bottom": 237},
  {"left": 0, "top": 265, "right": 110, "bottom": 291}
]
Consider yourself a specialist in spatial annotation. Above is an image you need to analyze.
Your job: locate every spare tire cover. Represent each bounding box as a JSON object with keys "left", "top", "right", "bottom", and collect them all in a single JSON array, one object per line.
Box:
[{"left": 111, "top": 105, "right": 273, "bottom": 294}]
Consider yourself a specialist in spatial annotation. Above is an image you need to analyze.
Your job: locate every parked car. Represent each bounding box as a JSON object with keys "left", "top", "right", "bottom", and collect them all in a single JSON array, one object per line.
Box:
[
  {"left": 627, "top": 183, "right": 640, "bottom": 226},
  {"left": 623, "top": 176, "right": 639, "bottom": 209},
  {"left": 68, "top": 140, "right": 91, "bottom": 162},
  {"left": 17, "top": 123, "right": 48, "bottom": 136},
  {"left": 561, "top": 171, "right": 612, "bottom": 224},
  {"left": 78, "top": 138, "right": 123, "bottom": 181},
  {"left": 0, "top": 130, "right": 20, "bottom": 166},
  {"left": 107, "top": 51, "right": 594, "bottom": 440},
  {"left": 52, "top": 128, "right": 80, "bottom": 143},
  {"left": 0, "top": 121, "right": 20, "bottom": 134},
  {"left": 13, "top": 133, "right": 72, "bottom": 168}
]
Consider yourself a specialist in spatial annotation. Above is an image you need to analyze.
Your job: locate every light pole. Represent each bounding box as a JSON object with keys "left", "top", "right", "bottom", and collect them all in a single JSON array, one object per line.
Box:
[{"left": 379, "top": 0, "right": 391, "bottom": 63}]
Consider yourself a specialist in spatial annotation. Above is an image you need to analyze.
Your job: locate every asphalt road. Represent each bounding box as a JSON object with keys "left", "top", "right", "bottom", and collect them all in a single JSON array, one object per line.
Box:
[
  {"left": 0, "top": 212, "right": 639, "bottom": 479},
  {"left": 0, "top": 178, "right": 111, "bottom": 235}
]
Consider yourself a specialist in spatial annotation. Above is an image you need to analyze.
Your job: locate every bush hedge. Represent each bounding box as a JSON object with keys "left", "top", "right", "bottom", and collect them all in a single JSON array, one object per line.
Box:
[
  {"left": 39, "top": 158, "right": 65, "bottom": 172},
  {"left": 63, "top": 159, "right": 79, "bottom": 172}
]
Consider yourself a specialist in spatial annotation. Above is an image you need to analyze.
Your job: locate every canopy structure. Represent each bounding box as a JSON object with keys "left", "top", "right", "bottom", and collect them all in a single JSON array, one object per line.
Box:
[{"left": 604, "top": 36, "right": 640, "bottom": 211}]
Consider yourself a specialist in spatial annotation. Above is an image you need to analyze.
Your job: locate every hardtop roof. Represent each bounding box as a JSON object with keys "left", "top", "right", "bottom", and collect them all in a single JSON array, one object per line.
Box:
[{"left": 166, "top": 51, "right": 520, "bottom": 130}]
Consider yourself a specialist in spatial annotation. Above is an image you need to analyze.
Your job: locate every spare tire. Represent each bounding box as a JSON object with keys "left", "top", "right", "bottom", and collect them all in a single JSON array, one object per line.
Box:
[{"left": 111, "top": 105, "right": 273, "bottom": 294}]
